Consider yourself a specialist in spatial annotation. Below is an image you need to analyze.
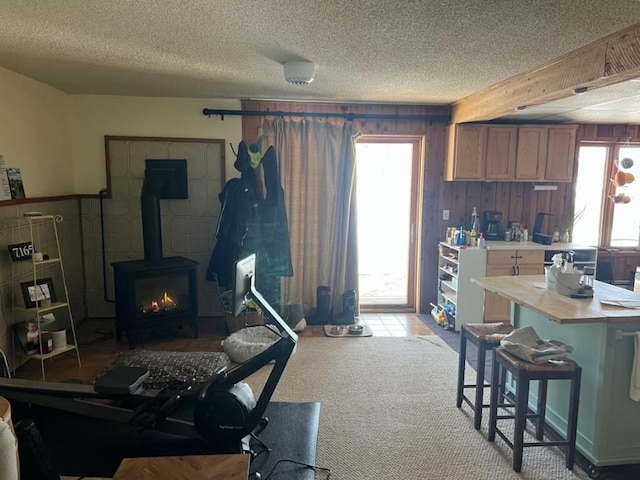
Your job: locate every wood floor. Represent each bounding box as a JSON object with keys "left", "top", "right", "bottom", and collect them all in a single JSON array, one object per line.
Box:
[{"left": 13, "top": 314, "right": 432, "bottom": 383}]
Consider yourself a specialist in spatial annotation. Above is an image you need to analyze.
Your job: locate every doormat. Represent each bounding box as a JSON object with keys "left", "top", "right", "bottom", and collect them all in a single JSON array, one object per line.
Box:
[{"left": 323, "top": 324, "right": 373, "bottom": 337}]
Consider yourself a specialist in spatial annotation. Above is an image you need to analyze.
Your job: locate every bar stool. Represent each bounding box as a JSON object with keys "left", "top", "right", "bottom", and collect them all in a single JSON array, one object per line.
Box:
[
  {"left": 488, "top": 348, "right": 582, "bottom": 473},
  {"left": 456, "top": 322, "right": 514, "bottom": 429}
]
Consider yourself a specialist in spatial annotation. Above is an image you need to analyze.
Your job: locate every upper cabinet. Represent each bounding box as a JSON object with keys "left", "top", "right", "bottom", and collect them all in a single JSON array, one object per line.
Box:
[
  {"left": 545, "top": 126, "right": 578, "bottom": 181},
  {"left": 445, "top": 124, "right": 485, "bottom": 180},
  {"left": 514, "top": 126, "right": 547, "bottom": 180},
  {"left": 445, "top": 123, "right": 577, "bottom": 182},
  {"left": 485, "top": 126, "right": 517, "bottom": 180}
]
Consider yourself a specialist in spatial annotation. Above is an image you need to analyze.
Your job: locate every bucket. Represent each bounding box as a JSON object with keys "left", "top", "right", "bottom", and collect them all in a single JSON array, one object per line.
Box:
[
  {"left": 51, "top": 330, "right": 67, "bottom": 350},
  {"left": 544, "top": 267, "right": 581, "bottom": 296}
]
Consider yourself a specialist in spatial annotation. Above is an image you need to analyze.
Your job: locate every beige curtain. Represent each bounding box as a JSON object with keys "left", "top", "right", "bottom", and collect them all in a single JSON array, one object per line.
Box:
[{"left": 260, "top": 117, "right": 361, "bottom": 314}]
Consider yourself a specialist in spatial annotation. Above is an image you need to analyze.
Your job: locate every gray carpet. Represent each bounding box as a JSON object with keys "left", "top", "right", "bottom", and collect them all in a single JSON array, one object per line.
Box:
[{"left": 246, "top": 335, "right": 591, "bottom": 480}]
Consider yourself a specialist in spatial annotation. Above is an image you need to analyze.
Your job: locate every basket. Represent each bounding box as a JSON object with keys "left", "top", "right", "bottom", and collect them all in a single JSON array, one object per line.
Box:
[{"left": 544, "top": 266, "right": 582, "bottom": 296}]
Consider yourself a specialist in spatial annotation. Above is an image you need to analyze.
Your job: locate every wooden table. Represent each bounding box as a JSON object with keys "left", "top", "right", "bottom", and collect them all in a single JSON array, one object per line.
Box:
[{"left": 112, "top": 454, "right": 250, "bottom": 480}]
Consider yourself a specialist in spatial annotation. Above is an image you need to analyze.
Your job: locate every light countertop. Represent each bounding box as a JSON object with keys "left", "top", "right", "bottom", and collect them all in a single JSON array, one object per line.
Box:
[
  {"left": 471, "top": 275, "right": 640, "bottom": 324},
  {"left": 483, "top": 241, "right": 596, "bottom": 251},
  {"left": 440, "top": 241, "right": 597, "bottom": 252}
]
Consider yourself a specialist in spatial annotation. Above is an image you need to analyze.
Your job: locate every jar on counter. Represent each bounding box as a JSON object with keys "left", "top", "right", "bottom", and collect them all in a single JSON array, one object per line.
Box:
[{"left": 504, "top": 229, "right": 512, "bottom": 241}]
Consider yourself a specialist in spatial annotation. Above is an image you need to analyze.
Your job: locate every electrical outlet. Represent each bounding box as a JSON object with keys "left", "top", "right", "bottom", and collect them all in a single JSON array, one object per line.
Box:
[{"left": 443, "top": 210, "right": 450, "bottom": 221}]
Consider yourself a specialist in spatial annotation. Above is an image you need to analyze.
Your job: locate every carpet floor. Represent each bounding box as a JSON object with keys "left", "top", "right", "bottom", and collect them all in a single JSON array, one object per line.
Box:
[{"left": 245, "top": 335, "right": 591, "bottom": 480}]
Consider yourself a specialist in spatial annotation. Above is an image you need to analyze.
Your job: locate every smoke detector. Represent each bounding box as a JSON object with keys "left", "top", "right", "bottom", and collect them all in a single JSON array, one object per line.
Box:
[{"left": 283, "top": 61, "right": 315, "bottom": 85}]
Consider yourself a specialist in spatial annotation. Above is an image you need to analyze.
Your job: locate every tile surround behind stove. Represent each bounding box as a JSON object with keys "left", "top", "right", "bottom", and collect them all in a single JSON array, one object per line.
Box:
[{"left": 81, "top": 137, "right": 227, "bottom": 320}]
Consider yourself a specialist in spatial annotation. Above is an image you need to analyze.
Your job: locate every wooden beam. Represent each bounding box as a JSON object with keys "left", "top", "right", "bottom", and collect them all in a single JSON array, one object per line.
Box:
[{"left": 451, "top": 23, "right": 640, "bottom": 123}]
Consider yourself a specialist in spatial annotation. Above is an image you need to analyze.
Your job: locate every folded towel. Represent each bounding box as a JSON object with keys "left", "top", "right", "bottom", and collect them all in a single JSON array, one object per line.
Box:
[
  {"left": 630, "top": 333, "right": 640, "bottom": 402},
  {"left": 500, "top": 326, "right": 573, "bottom": 364}
]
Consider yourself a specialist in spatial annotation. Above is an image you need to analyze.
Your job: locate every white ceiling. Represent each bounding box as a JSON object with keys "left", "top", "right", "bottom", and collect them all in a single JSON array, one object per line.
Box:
[{"left": 1, "top": 1, "right": 640, "bottom": 123}]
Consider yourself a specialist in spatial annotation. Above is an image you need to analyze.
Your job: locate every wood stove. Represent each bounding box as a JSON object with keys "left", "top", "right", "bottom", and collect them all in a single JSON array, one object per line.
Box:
[
  {"left": 112, "top": 159, "right": 199, "bottom": 349},
  {"left": 113, "top": 257, "right": 198, "bottom": 349}
]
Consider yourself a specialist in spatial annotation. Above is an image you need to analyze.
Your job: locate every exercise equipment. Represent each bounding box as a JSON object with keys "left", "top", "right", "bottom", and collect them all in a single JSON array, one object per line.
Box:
[{"left": 0, "top": 253, "right": 297, "bottom": 466}]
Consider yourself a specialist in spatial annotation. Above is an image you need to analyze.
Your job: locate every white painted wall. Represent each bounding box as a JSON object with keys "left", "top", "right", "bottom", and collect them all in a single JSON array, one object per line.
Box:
[
  {"left": 67, "top": 95, "right": 242, "bottom": 194},
  {"left": 0, "top": 67, "right": 72, "bottom": 197},
  {"left": 0, "top": 66, "right": 243, "bottom": 197}
]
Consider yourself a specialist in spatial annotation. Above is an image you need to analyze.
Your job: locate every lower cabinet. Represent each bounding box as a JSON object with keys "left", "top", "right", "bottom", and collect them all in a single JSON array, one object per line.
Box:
[{"left": 484, "top": 250, "right": 544, "bottom": 322}]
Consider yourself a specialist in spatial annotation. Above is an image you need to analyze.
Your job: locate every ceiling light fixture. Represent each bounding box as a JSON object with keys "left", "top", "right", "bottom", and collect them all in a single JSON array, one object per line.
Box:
[
  {"left": 573, "top": 87, "right": 588, "bottom": 95},
  {"left": 283, "top": 61, "right": 315, "bottom": 85}
]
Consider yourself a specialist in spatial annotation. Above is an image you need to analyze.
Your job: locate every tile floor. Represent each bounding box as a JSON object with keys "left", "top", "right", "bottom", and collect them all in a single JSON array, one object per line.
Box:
[{"left": 299, "top": 313, "right": 433, "bottom": 337}]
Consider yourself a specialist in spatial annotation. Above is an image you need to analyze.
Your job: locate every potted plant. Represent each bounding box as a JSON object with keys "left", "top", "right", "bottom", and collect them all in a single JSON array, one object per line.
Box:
[{"left": 558, "top": 205, "right": 586, "bottom": 243}]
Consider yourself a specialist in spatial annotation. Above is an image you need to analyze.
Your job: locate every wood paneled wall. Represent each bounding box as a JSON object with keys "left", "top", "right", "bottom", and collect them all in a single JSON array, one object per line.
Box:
[{"left": 239, "top": 100, "right": 636, "bottom": 312}]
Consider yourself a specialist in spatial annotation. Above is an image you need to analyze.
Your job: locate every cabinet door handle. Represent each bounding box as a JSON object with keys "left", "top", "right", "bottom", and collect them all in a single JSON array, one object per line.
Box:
[
  {"left": 516, "top": 265, "right": 520, "bottom": 276},
  {"left": 512, "top": 265, "right": 516, "bottom": 276}
]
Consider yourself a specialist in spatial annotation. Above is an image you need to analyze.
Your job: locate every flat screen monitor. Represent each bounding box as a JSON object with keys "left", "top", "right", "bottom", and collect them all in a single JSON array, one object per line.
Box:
[
  {"left": 231, "top": 253, "right": 256, "bottom": 317},
  {"left": 231, "top": 253, "right": 296, "bottom": 340}
]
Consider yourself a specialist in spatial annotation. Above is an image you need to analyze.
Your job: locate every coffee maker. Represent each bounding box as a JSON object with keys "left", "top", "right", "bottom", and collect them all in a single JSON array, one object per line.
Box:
[{"left": 482, "top": 210, "right": 503, "bottom": 240}]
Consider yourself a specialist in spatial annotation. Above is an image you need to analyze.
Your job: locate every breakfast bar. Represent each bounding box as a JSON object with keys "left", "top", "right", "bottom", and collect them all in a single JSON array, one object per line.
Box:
[{"left": 471, "top": 275, "right": 640, "bottom": 474}]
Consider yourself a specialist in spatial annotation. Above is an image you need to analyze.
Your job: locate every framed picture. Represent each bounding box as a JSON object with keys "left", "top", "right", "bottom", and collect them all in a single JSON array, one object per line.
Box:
[
  {"left": 12, "top": 319, "right": 41, "bottom": 355},
  {"left": 20, "top": 278, "right": 56, "bottom": 309}
]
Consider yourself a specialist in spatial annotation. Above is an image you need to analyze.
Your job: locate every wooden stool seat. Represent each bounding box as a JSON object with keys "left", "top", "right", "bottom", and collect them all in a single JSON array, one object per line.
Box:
[
  {"left": 488, "top": 348, "right": 582, "bottom": 473},
  {"left": 456, "top": 322, "right": 514, "bottom": 430}
]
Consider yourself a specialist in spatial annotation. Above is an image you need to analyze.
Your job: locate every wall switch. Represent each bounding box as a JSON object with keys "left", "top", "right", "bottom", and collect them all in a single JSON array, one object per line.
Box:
[{"left": 443, "top": 210, "right": 449, "bottom": 221}]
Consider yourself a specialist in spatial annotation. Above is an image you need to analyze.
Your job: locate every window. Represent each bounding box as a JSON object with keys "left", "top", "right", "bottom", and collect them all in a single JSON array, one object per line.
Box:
[{"left": 574, "top": 142, "right": 640, "bottom": 248}]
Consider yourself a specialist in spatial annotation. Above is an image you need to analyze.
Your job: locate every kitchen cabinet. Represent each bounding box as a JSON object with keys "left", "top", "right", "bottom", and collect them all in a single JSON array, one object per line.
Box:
[
  {"left": 436, "top": 243, "right": 487, "bottom": 331},
  {"left": 514, "top": 125, "right": 578, "bottom": 182},
  {"left": 485, "top": 126, "right": 517, "bottom": 180},
  {"left": 446, "top": 123, "right": 577, "bottom": 182},
  {"left": 484, "top": 249, "right": 544, "bottom": 322},
  {"left": 514, "top": 126, "right": 547, "bottom": 180},
  {"left": 545, "top": 126, "right": 577, "bottom": 181},
  {"left": 445, "top": 124, "right": 485, "bottom": 180}
]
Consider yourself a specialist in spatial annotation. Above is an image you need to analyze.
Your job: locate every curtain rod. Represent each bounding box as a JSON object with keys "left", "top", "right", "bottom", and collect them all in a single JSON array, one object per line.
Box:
[{"left": 202, "top": 108, "right": 451, "bottom": 122}]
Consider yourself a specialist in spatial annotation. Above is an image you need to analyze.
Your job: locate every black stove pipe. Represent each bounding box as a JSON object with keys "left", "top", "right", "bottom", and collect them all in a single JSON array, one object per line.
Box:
[{"left": 141, "top": 171, "right": 165, "bottom": 262}]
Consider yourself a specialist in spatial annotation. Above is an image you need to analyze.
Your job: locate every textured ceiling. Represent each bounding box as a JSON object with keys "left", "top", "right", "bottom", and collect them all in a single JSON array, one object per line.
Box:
[{"left": 1, "top": 1, "right": 640, "bottom": 122}]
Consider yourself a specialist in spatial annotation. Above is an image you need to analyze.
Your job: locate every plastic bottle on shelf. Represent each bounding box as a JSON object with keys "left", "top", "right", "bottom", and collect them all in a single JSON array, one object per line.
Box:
[
  {"left": 469, "top": 227, "right": 477, "bottom": 247},
  {"left": 477, "top": 232, "right": 486, "bottom": 248},
  {"left": 470, "top": 206, "right": 479, "bottom": 231}
]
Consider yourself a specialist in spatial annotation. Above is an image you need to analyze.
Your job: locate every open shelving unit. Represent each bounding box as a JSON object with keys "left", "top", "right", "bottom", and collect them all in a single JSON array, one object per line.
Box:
[
  {"left": 436, "top": 242, "right": 487, "bottom": 331},
  {"left": 10, "top": 214, "right": 81, "bottom": 380}
]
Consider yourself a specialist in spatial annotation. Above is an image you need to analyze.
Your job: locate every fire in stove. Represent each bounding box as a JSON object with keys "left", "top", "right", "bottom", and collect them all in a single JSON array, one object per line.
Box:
[{"left": 140, "top": 292, "right": 179, "bottom": 314}]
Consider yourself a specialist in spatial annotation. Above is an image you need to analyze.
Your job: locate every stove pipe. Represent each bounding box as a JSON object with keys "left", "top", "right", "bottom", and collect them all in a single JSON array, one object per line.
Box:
[
  {"left": 140, "top": 159, "right": 188, "bottom": 262},
  {"left": 141, "top": 171, "right": 165, "bottom": 262}
]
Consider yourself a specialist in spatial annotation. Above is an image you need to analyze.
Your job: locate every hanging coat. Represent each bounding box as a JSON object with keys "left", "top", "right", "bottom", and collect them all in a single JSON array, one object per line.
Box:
[{"left": 206, "top": 142, "right": 293, "bottom": 288}]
